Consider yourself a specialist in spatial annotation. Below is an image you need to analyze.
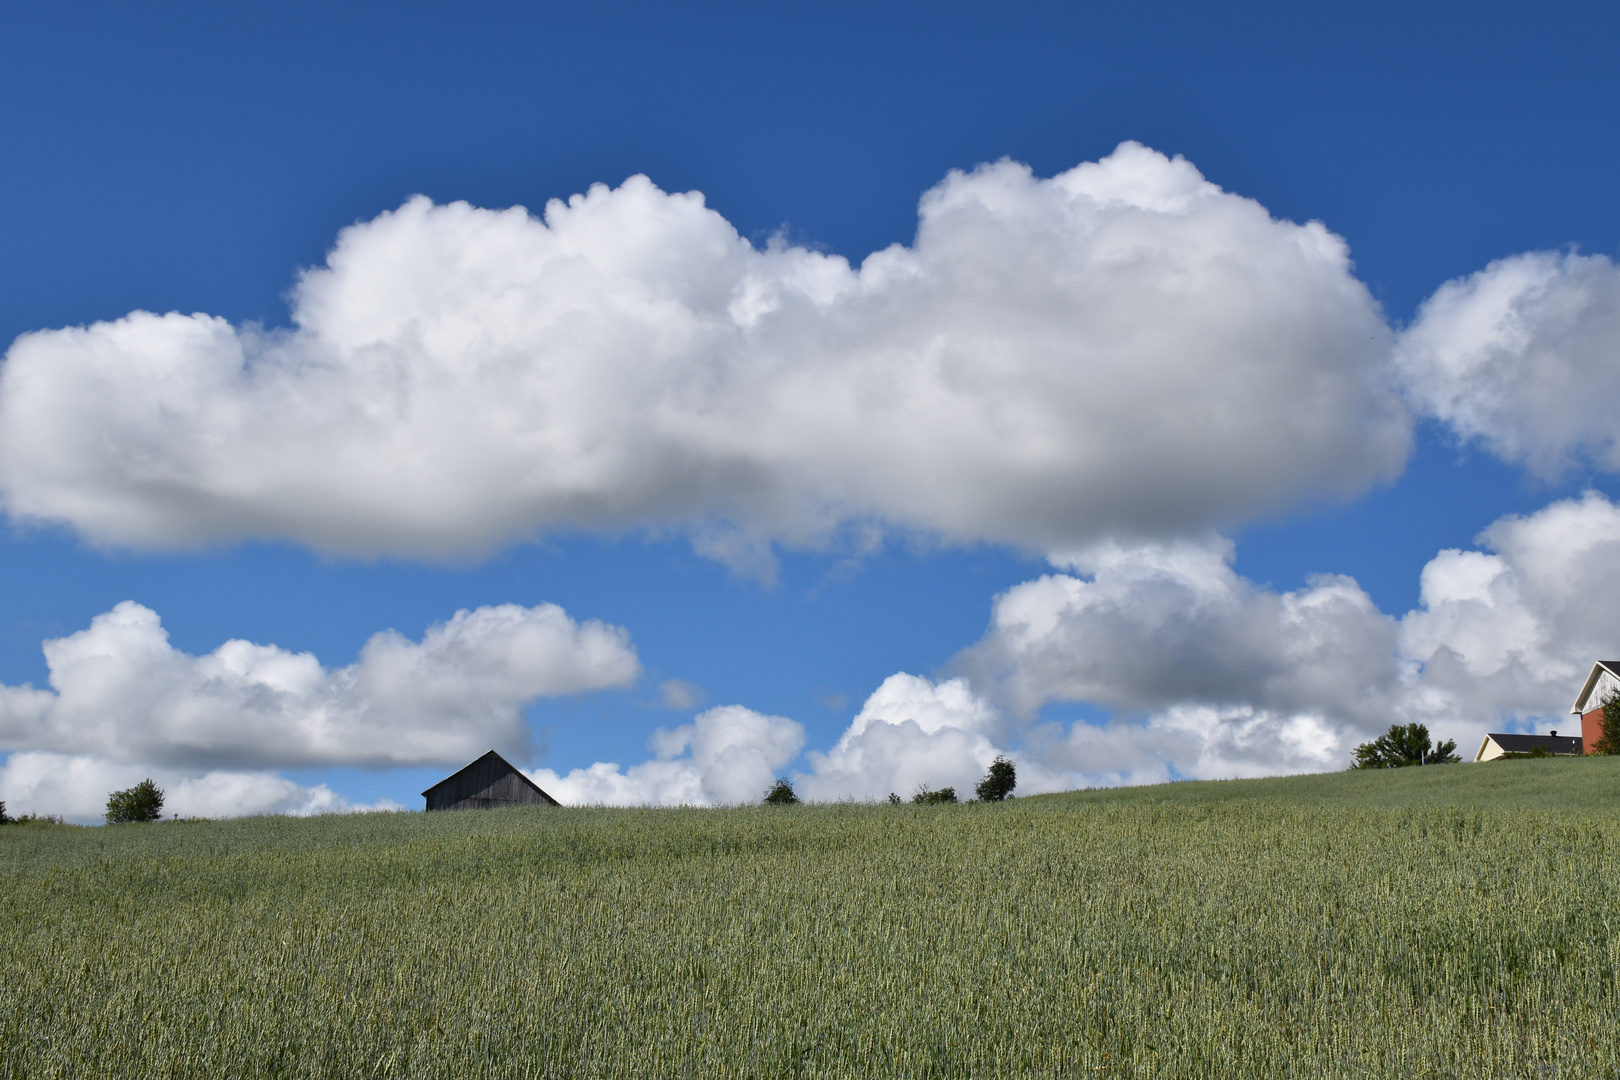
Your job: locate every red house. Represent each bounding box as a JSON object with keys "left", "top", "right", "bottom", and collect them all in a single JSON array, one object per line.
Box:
[{"left": 1568, "top": 660, "right": 1620, "bottom": 754}]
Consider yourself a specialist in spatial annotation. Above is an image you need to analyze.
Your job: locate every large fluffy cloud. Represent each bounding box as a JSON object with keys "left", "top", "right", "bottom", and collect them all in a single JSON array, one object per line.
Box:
[
  {"left": 963, "top": 538, "right": 1404, "bottom": 726},
  {"left": 781, "top": 543, "right": 1405, "bottom": 799},
  {"left": 941, "top": 536, "right": 1409, "bottom": 783},
  {"left": 531, "top": 704, "right": 803, "bottom": 806},
  {"left": 0, "top": 143, "right": 1407, "bottom": 568},
  {"left": 516, "top": 494, "right": 1620, "bottom": 804},
  {"left": 13, "top": 493, "right": 1610, "bottom": 815},
  {"left": 0, "top": 600, "right": 639, "bottom": 769},
  {"left": 1400, "top": 491, "right": 1620, "bottom": 726},
  {"left": 795, "top": 674, "right": 1001, "bottom": 801},
  {"left": 1397, "top": 251, "right": 1620, "bottom": 476},
  {"left": 903, "top": 493, "right": 1620, "bottom": 788}
]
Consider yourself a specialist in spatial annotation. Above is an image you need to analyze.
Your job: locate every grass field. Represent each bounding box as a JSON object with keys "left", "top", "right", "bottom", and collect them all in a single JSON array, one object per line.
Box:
[{"left": 4, "top": 758, "right": 1619, "bottom": 1078}]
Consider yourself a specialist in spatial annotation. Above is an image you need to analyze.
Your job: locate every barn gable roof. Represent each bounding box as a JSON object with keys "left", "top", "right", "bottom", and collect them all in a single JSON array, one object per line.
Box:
[
  {"left": 1570, "top": 661, "right": 1620, "bottom": 714},
  {"left": 421, "top": 750, "right": 560, "bottom": 806}
]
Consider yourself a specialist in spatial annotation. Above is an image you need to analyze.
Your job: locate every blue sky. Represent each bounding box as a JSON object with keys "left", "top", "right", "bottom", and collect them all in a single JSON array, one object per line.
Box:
[{"left": 2, "top": 0, "right": 1618, "bottom": 819}]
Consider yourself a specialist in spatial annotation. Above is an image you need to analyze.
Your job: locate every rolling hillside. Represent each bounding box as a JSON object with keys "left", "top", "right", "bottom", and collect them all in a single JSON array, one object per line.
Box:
[
  {"left": 1038, "top": 753, "right": 1620, "bottom": 810},
  {"left": 3, "top": 760, "right": 1618, "bottom": 1078}
]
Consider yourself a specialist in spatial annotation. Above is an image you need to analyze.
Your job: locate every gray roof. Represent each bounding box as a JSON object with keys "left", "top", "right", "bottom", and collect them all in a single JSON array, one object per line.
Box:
[
  {"left": 1483, "top": 733, "right": 1584, "bottom": 755},
  {"left": 421, "top": 749, "right": 560, "bottom": 804}
]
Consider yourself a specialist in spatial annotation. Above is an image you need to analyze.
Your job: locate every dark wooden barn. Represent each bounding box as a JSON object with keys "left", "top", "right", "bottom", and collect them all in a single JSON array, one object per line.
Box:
[{"left": 422, "top": 750, "right": 561, "bottom": 811}]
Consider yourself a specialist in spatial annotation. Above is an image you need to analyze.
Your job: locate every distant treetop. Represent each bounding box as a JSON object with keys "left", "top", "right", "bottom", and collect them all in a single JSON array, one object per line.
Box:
[
  {"left": 763, "top": 778, "right": 800, "bottom": 805},
  {"left": 975, "top": 756, "right": 1017, "bottom": 802},
  {"left": 106, "top": 779, "right": 165, "bottom": 824},
  {"left": 1352, "top": 724, "right": 1458, "bottom": 769}
]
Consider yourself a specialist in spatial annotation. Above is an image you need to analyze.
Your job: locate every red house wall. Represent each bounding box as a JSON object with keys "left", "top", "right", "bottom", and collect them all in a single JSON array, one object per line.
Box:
[{"left": 1582, "top": 707, "right": 1604, "bottom": 754}]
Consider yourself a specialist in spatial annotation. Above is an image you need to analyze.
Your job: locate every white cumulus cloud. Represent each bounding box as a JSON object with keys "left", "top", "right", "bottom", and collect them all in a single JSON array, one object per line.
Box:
[
  {"left": 795, "top": 674, "right": 1001, "bottom": 801},
  {"left": 0, "top": 599, "right": 639, "bottom": 769},
  {"left": 0, "top": 143, "right": 1407, "bottom": 570},
  {"left": 944, "top": 536, "right": 1419, "bottom": 784},
  {"left": 961, "top": 536, "right": 1405, "bottom": 730},
  {"left": 910, "top": 495, "right": 1620, "bottom": 787},
  {"left": 531, "top": 704, "right": 803, "bottom": 805},
  {"left": 1397, "top": 250, "right": 1620, "bottom": 476},
  {"left": 793, "top": 544, "right": 1403, "bottom": 797},
  {"left": 1399, "top": 491, "right": 1620, "bottom": 727},
  {"left": 15, "top": 493, "right": 1609, "bottom": 813},
  {"left": 0, "top": 751, "right": 403, "bottom": 824},
  {"left": 348, "top": 492, "right": 1620, "bottom": 807}
]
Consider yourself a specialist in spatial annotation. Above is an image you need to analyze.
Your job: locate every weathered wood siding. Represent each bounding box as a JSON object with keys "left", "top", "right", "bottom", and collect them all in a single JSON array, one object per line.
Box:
[{"left": 423, "top": 751, "right": 560, "bottom": 810}]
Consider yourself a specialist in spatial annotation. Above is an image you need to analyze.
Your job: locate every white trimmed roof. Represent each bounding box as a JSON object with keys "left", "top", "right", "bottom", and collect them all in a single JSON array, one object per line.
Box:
[
  {"left": 1570, "top": 661, "right": 1620, "bottom": 714},
  {"left": 1477, "top": 732, "right": 1584, "bottom": 758}
]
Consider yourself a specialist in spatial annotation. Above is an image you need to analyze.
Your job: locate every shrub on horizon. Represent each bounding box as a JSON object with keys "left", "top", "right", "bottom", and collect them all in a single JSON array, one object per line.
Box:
[
  {"left": 1351, "top": 723, "right": 1458, "bottom": 769},
  {"left": 912, "top": 785, "right": 958, "bottom": 805},
  {"left": 975, "top": 756, "right": 1017, "bottom": 802},
  {"left": 1597, "top": 694, "right": 1620, "bottom": 755},
  {"left": 762, "top": 779, "right": 800, "bottom": 805},
  {"left": 106, "top": 779, "right": 165, "bottom": 824}
]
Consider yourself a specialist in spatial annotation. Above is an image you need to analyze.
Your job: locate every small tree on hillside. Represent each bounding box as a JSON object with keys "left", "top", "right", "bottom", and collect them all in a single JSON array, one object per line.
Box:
[
  {"left": 1351, "top": 723, "right": 1459, "bottom": 769},
  {"left": 762, "top": 778, "right": 801, "bottom": 805},
  {"left": 0, "top": 800, "right": 8, "bottom": 825},
  {"left": 1596, "top": 694, "right": 1620, "bottom": 755},
  {"left": 912, "top": 785, "right": 958, "bottom": 805},
  {"left": 106, "top": 779, "right": 164, "bottom": 824},
  {"left": 975, "top": 756, "right": 1017, "bottom": 802}
]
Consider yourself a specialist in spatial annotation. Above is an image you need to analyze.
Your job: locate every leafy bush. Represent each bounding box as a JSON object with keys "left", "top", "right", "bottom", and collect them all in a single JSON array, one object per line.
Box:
[
  {"left": 0, "top": 799, "right": 8, "bottom": 825},
  {"left": 1351, "top": 723, "right": 1458, "bottom": 769},
  {"left": 762, "top": 779, "right": 800, "bottom": 805},
  {"left": 105, "top": 779, "right": 165, "bottom": 824},
  {"left": 912, "top": 785, "right": 958, "bottom": 805},
  {"left": 975, "top": 756, "right": 1017, "bottom": 802},
  {"left": 1597, "top": 694, "right": 1620, "bottom": 755}
]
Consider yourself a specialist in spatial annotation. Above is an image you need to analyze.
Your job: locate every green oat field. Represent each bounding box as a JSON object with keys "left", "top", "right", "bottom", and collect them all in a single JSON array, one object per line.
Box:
[{"left": 4, "top": 758, "right": 1620, "bottom": 1078}]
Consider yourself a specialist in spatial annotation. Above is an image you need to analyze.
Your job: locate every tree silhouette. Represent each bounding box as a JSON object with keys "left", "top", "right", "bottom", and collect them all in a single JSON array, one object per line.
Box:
[
  {"left": 1596, "top": 695, "right": 1620, "bottom": 755},
  {"left": 975, "top": 756, "right": 1017, "bottom": 801},
  {"left": 106, "top": 779, "right": 165, "bottom": 824},
  {"left": 762, "top": 778, "right": 801, "bottom": 805},
  {"left": 1351, "top": 724, "right": 1458, "bottom": 769}
]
